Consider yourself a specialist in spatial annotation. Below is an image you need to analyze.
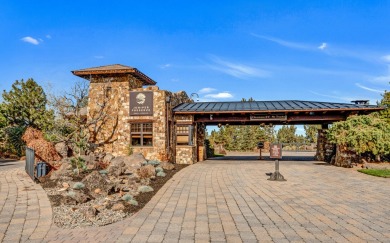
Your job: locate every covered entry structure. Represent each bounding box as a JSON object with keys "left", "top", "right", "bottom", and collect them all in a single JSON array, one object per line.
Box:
[{"left": 173, "top": 100, "right": 383, "bottom": 163}]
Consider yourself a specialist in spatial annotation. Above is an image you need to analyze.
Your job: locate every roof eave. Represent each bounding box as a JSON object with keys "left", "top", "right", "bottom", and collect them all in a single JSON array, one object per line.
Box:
[
  {"left": 71, "top": 68, "right": 156, "bottom": 85},
  {"left": 173, "top": 107, "right": 384, "bottom": 114}
]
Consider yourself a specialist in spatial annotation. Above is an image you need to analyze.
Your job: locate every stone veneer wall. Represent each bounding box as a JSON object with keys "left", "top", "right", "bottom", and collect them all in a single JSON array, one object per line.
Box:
[
  {"left": 88, "top": 75, "right": 193, "bottom": 162},
  {"left": 196, "top": 124, "right": 206, "bottom": 161},
  {"left": 176, "top": 146, "right": 196, "bottom": 164},
  {"left": 332, "top": 145, "right": 358, "bottom": 167},
  {"left": 315, "top": 129, "right": 335, "bottom": 162},
  {"left": 129, "top": 86, "right": 169, "bottom": 161},
  {"left": 88, "top": 76, "right": 143, "bottom": 155}
]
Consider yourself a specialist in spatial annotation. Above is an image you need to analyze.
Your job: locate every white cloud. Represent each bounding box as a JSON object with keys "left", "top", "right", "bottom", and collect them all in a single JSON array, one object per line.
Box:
[
  {"left": 382, "top": 55, "right": 390, "bottom": 62},
  {"left": 94, "top": 55, "right": 104, "bottom": 59},
  {"left": 21, "top": 36, "right": 40, "bottom": 45},
  {"left": 309, "top": 90, "right": 378, "bottom": 104},
  {"left": 198, "top": 87, "right": 216, "bottom": 94},
  {"left": 355, "top": 83, "right": 383, "bottom": 93},
  {"left": 205, "top": 92, "right": 233, "bottom": 99},
  {"left": 371, "top": 75, "right": 390, "bottom": 84},
  {"left": 46, "top": 34, "right": 52, "bottom": 39},
  {"left": 318, "top": 42, "right": 327, "bottom": 50},
  {"left": 251, "top": 34, "right": 314, "bottom": 50},
  {"left": 160, "top": 64, "right": 171, "bottom": 69},
  {"left": 208, "top": 55, "right": 270, "bottom": 79}
]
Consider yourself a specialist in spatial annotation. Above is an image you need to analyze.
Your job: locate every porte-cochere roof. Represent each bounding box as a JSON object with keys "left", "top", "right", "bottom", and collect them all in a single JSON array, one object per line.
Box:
[{"left": 173, "top": 100, "right": 382, "bottom": 114}]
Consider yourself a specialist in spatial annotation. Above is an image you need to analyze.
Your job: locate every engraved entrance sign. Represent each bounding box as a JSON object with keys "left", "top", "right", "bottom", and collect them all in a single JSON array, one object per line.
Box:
[
  {"left": 269, "top": 144, "right": 282, "bottom": 159},
  {"left": 130, "top": 92, "right": 153, "bottom": 116}
]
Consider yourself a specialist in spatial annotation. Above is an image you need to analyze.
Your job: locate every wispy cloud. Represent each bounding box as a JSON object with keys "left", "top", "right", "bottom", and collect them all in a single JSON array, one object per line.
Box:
[
  {"left": 371, "top": 74, "right": 390, "bottom": 84},
  {"left": 21, "top": 36, "right": 40, "bottom": 45},
  {"left": 207, "top": 55, "right": 270, "bottom": 79},
  {"left": 370, "top": 64, "right": 390, "bottom": 84},
  {"left": 355, "top": 83, "right": 383, "bottom": 93},
  {"left": 309, "top": 91, "right": 356, "bottom": 102},
  {"left": 309, "top": 90, "right": 377, "bottom": 104},
  {"left": 252, "top": 33, "right": 388, "bottom": 64},
  {"left": 94, "top": 55, "right": 104, "bottom": 59},
  {"left": 205, "top": 92, "right": 233, "bottom": 99},
  {"left": 251, "top": 34, "right": 316, "bottom": 51},
  {"left": 382, "top": 55, "right": 390, "bottom": 62},
  {"left": 46, "top": 34, "right": 52, "bottom": 39},
  {"left": 318, "top": 42, "right": 327, "bottom": 50},
  {"left": 159, "top": 63, "right": 171, "bottom": 69},
  {"left": 198, "top": 87, "right": 216, "bottom": 94}
]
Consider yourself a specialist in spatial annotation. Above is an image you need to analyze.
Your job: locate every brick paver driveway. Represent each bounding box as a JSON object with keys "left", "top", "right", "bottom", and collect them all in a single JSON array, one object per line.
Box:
[{"left": 1, "top": 153, "right": 389, "bottom": 242}]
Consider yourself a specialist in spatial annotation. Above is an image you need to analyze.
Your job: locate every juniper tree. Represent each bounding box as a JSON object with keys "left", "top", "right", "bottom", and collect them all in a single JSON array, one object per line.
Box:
[
  {"left": 1, "top": 78, "right": 54, "bottom": 130},
  {"left": 1, "top": 79, "right": 54, "bottom": 156},
  {"left": 327, "top": 114, "right": 390, "bottom": 159}
]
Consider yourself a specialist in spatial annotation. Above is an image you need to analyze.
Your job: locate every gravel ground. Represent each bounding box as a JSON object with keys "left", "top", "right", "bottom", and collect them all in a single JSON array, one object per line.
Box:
[{"left": 41, "top": 164, "right": 188, "bottom": 229}]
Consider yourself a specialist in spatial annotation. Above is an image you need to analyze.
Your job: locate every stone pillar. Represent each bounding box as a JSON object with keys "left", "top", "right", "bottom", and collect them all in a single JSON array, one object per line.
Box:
[
  {"left": 315, "top": 128, "right": 335, "bottom": 162},
  {"left": 334, "top": 145, "right": 358, "bottom": 167},
  {"left": 196, "top": 123, "right": 206, "bottom": 162}
]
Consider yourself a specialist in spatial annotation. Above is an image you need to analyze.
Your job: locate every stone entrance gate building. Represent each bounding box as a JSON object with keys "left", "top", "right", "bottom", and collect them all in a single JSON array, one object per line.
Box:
[{"left": 72, "top": 64, "right": 383, "bottom": 164}]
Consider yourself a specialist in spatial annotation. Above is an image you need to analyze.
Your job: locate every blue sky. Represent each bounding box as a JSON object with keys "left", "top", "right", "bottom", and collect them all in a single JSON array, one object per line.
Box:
[{"left": 1, "top": 0, "right": 390, "bottom": 106}]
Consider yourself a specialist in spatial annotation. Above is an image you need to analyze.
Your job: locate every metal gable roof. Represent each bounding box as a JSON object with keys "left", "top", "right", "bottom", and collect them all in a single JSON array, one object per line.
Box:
[{"left": 173, "top": 100, "right": 382, "bottom": 113}]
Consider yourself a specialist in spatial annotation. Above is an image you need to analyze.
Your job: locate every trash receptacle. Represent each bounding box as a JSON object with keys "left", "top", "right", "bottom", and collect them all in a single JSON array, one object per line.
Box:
[{"left": 36, "top": 162, "right": 49, "bottom": 177}]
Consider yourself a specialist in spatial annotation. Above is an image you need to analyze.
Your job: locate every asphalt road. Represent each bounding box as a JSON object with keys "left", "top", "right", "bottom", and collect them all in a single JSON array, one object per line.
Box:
[{"left": 0, "top": 159, "right": 25, "bottom": 170}]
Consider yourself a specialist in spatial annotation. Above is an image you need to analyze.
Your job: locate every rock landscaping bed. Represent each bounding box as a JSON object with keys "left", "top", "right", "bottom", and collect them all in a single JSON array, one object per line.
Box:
[{"left": 40, "top": 153, "right": 187, "bottom": 228}]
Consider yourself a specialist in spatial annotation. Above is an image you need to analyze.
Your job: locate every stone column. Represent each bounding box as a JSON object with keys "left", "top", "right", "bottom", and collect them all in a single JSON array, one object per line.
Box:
[{"left": 315, "top": 126, "right": 336, "bottom": 163}]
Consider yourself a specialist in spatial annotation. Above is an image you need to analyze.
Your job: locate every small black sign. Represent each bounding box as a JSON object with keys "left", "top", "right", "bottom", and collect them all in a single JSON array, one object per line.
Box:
[
  {"left": 257, "top": 142, "right": 264, "bottom": 149},
  {"left": 130, "top": 92, "right": 153, "bottom": 116}
]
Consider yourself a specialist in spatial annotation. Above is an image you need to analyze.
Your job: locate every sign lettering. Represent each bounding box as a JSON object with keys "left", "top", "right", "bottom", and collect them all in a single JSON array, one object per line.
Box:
[{"left": 130, "top": 92, "right": 153, "bottom": 116}]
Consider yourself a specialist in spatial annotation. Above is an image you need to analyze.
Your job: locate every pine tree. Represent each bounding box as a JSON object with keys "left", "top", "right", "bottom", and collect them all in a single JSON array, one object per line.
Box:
[
  {"left": 276, "top": 125, "right": 297, "bottom": 143},
  {"left": 1, "top": 78, "right": 54, "bottom": 130},
  {"left": 304, "top": 124, "right": 321, "bottom": 143}
]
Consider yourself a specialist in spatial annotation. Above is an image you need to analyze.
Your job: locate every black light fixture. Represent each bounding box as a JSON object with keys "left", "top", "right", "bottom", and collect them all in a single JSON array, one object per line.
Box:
[{"left": 191, "top": 93, "right": 199, "bottom": 102}]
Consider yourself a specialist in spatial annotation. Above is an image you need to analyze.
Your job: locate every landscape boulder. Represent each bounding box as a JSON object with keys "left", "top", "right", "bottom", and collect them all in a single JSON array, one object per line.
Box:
[
  {"left": 79, "top": 206, "right": 97, "bottom": 221},
  {"left": 160, "top": 162, "right": 175, "bottom": 171},
  {"left": 50, "top": 161, "right": 72, "bottom": 180},
  {"left": 103, "top": 153, "right": 115, "bottom": 163},
  {"left": 108, "top": 154, "right": 146, "bottom": 175},
  {"left": 81, "top": 171, "right": 114, "bottom": 198},
  {"left": 55, "top": 142, "right": 70, "bottom": 158},
  {"left": 137, "top": 165, "right": 156, "bottom": 179},
  {"left": 62, "top": 191, "right": 90, "bottom": 204}
]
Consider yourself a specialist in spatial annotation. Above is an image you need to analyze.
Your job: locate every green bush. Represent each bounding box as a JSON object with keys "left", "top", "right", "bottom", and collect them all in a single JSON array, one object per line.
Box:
[
  {"left": 4, "top": 126, "right": 26, "bottom": 157},
  {"left": 155, "top": 167, "right": 163, "bottom": 173},
  {"left": 72, "top": 182, "right": 85, "bottom": 190},
  {"left": 70, "top": 157, "right": 87, "bottom": 173},
  {"left": 147, "top": 160, "right": 160, "bottom": 166},
  {"left": 157, "top": 171, "right": 166, "bottom": 177},
  {"left": 138, "top": 185, "right": 154, "bottom": 193},
  {"left": 128, "top": 199, "right": 138, "bottom": 206},
  {"left": 99, "top": 170, "right": 108, "bottom": 175},
  {"left": 327, "top": 114, "right": 390, "bottom": 156},
  {"left": 121, "top": 194, "right": 134, "bottom": 202},
  {"left": 67, "top": 191, "right": 76, "bottom": 197}
]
